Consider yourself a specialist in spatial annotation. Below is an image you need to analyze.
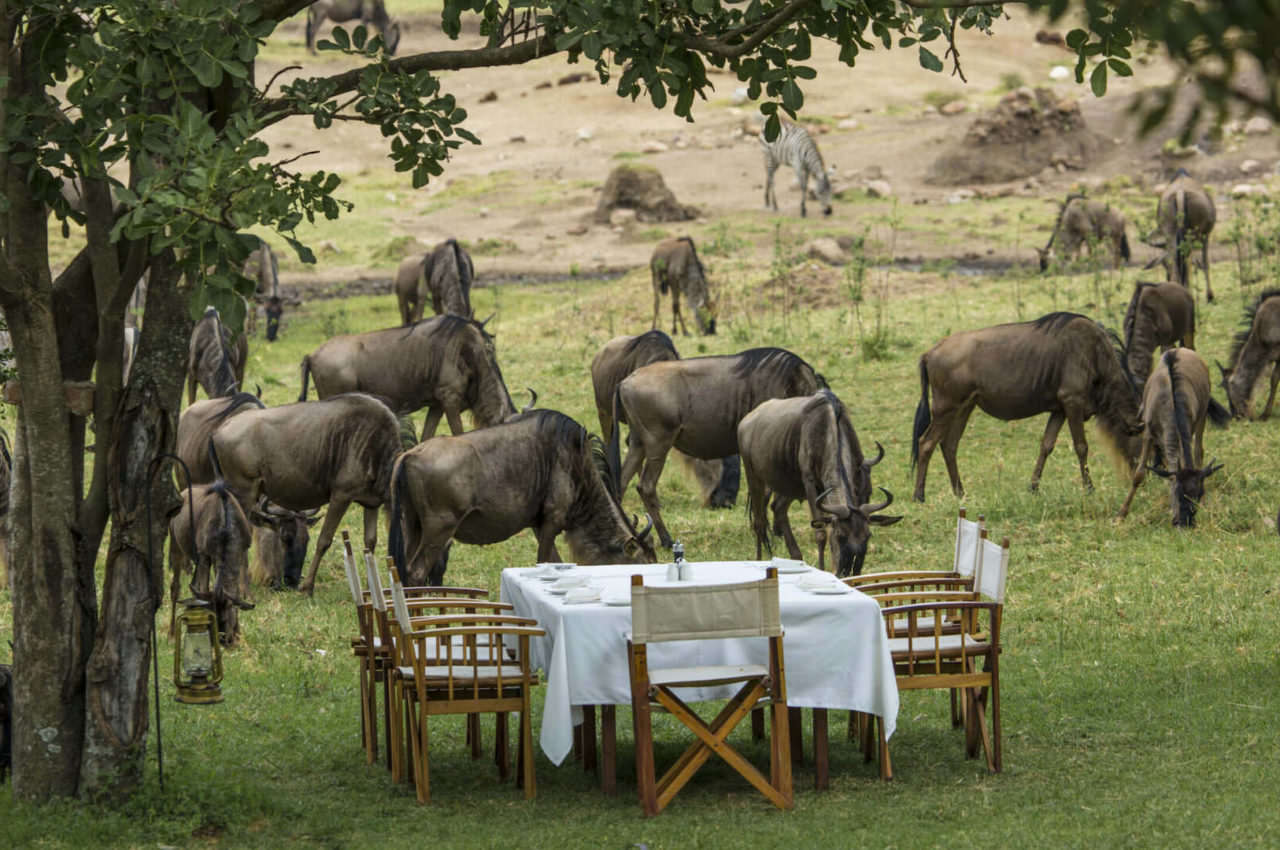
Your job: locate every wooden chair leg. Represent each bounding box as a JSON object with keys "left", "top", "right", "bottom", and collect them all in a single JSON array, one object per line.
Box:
[
  {"left": 813, "top": 708, "right": 829, "bottom": 791},
  {"left": 991, "top": 664, "right": 1002, "bottom": 773},
  {"left": 789, "top": 706, "right": 803, "bottom": 766},
  {"left": 469, "top": 713, "right": 482, "bottom": 760},
  {"left": 878, "top": 717, "right": 893, "bottom": 782},
  {"left": 633, "top": 698, "right": 658, "bottom": 816},
  {"left": 752, "top": 707, "right": 765, "bottom": 741},
  {"left": 601, "top": 705, "right": 617, "bottom": 796},
  {"left": 495, "top": 711, "right": 509, "bottom": 781},
  {"left": 950, "top": 688, "right": 962, "bottom": 728},
  {"left": 582, "top": 704, "right": 597, "bottom": 774},
  {"left": 572, "top": 720, "right": 584, "bottom": 763},
  {"left": 861, "top": 713, "right": 875, "bottom": 763},
  {"left": 520, "top": 700, "right": 537, "bottom": 799},
  {"left": 770, "top": 702, "right": 794, "bottom": 806}
]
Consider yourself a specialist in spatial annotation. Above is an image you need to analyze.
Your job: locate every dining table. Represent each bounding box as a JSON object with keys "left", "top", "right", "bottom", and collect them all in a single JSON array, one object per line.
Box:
[{"left": 500, "top": 559, "right": 899, "bottom": 792}]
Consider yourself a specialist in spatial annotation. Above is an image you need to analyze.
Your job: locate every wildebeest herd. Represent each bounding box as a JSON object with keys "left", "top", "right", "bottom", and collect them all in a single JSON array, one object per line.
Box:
[{"left": 61, "top": 129, "right": 1270, "bottom": 653}]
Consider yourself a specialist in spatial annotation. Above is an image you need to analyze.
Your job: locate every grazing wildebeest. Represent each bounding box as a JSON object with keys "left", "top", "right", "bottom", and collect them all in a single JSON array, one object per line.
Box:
[
  {"left": 187, "top": 307, "right": 248, "bottom": 405},
  {"left": 611, "top": 347, "right": 824, "bottom": 548},
  {"left": 394, "top": 239, "right": 474, "bottom": 325},
  {"left": 1152, "top": 169, "right": 1216, "bottom": 302},
  {"left": 911, "top": 312, "right": 1143, "bottom": 502},
  {"left": 249, "top": 505, "right": 319, "bottom": 591},
  {"left": 1037, "top": 194, "right": 1130, "bottom": 271},
  {"left": 760, "top": 121, "right": 832, "bottom": 217},
  {"left": 210, "top": 393, "right": 403, "bottom": 596},
  {"left": 306, "top": 0, "right": 401, "bottom": 55},
  {"left": 739, "top": 390, "right": 902, "bottom": 576},
  {"left": 1218, "top": 288, "right": 1280, "bottom": 420},
  {"left": 590, "top": 331, "right": 739, "bottom": 509},
  {"left": 1117, "top": 349, "right": 1229, "bottom": 526},
  {"left": 650, "top": 237, "right": 716, "bottom": 336},
  {"left": 168, "top": 481, "right": 255, "bottom": 645},
  {"left": 1123, "top": 280, "right": 1196, "bottom": 389},
  {"left": 390, "top": 409, "right": 656, "bottom": 586},
  {"left": 299, "top": 314, "right": 514, "bottom": 441}
]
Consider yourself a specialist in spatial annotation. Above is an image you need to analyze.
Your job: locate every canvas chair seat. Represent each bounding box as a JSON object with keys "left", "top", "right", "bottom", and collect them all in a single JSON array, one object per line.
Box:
[
  {"left": 647, "top": 664, "right": 771, "bottom": 689},
  {"left": 628, "top": 571, "right": 792, "bottom": 816},
  {"left": 888, "top": 634, "right": 992, "bottom": 659},
  {"left": 394, "top": 663, "right": 533, "bottom": 686}
]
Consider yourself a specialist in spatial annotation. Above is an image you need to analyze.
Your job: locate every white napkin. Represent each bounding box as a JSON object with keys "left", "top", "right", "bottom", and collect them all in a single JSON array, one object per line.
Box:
[
  {"left": 551, "top": 573, "right": 587, "bottom": 591},
  {"left": 797, "top": 571, "right": 835, "bottom": 590},
  {"left": 564, "top": 585, "right": 601, "bottom": 604}
]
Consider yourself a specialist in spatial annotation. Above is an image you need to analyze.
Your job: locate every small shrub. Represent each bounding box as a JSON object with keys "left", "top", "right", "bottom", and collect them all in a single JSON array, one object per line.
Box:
[{"left": 997, "top": 72, "right": 1026, "bottom": 92}]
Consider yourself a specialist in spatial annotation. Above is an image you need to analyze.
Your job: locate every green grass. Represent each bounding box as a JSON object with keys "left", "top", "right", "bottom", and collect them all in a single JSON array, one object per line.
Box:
[{"left": 4, "top": 244, "right": 1280, "bottom": 846}]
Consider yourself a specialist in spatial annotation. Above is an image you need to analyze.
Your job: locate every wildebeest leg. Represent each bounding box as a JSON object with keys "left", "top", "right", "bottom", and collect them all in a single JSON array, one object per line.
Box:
[
  {"left": 421, "top": 407, "right": 445, "bottom": 441},
  {"left": 186, "top": 366, "right": 197, "bottom": 407},
  {"left": 534, "top": 527, "right": 564, "bottom": 563},
  {"left": 652, "top": 286, "right": 661, "bottom": 330},
  {"left": 913, "top": 408, "right": 953, "bottom": 502},
  {"left": 745, "top": 466, "right": 771, "bottom": 559},
  {"left": 636, "top": 443, "right": 676, "bottom": 549},
  {"left": 299, "top": 498, "right": 349, "bottom": 596},
  {"left": 671, "top": 288, "right": 686, "bottom": 337},
  {"left": 1029, "top": 412, "right": 1067, "bottom": 492},
  {"left": 618, "top": 430, "right": 645, "bottom": 500},
  {"left": 1260, "top": 364, "right": 1280, "bottom": 420},
  {"left": 1117, "top": 435, "right": 1152, "bottom": 519},
  {"left": 168, "top": 529, "right": 186, "bottom": 639},
  {"left": 940, "top": 402, "right": 976, "bottom": 499},
  {"left": 363, "top": 505, "right": 378, "bottom": 566},
  {"left": 444, "top": 407, "right": 466, "bottom": 436},
  {"left": 1064, "top": 411, "right": 1094, "bottom": 492},
  {"left": 770, "top": 496, "right": 803, "bottom": 560}
]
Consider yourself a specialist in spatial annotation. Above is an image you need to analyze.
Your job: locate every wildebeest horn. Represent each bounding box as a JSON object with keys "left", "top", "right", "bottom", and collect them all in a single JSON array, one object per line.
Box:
[
  {"left": 1203, "top": 458, "right": 1223, "bottom": 478},
  {"left": 479, "top": 312, "right": 496, "bottom": 330},
  {"left": 859, "top": 486, "right": 894, "bottom": 515},
  {"left": 634, "top": 513, "right": 653, "bottom": 541},
  {"left": 1148, "top": 463, "right": 1173, "bottom": 479},
  {"left": 863, "top": 442, "right": 885, "bottom": 468},
  {"left": 816, "top": 487, "right": 852, "bottom": 520},
  {"left": 522, "top": 388, "right": 537, "bottom": 413}
]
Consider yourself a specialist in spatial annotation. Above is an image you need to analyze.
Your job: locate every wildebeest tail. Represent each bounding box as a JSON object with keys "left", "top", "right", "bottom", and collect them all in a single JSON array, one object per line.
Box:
[
  {"left": 1119, "top": 230, "right": 1131, "bottom": 263},
  {"left": 1207, "top": 397, "right": 1231, "bottom": 428},
  {"left": 304, "top": 8, "right": 314, "bottom": 48},
  {"left": 388, "top": 455, "right": 410, "bottom": 583},
  {"left": 910, "top": 358, "right": 931, "bottom": 470},
  {"left": 207, "top": 439, "right": 226, "bottom": 482},
  {"left": 710, "top": 454, "right": 741, "bottom": 509},
  {"left": 298, "top": 355, "right": 311, "bottom": 402},
  {"left": 606, "top": 387, "right": 624, "bottom": 497}
]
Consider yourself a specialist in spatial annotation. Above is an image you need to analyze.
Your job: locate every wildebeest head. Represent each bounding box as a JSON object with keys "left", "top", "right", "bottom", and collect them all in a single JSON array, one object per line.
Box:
[
  {"left": 1153, "top": 459, "right": 1222, "bottom": 527},
  {"left": 1216, "top": 360, "right": 1252, "bottom": 420},
  {"left": 250, "top": 501, "right": 320, "bottom": 589},
  {"left": 694, "top": 299, "right": 718, "bottom": 336},
  {"left": 382, "top": 20, "right": 401, "bottom": 55},
  {"left": 816, "top": 484, "right": 901, "bottom": 577}
]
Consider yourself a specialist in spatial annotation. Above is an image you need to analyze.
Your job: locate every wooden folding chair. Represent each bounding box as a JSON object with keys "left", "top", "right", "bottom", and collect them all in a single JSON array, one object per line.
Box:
[
  {"left": 881, "top": 535, "right": 1009, "bottom": 773},
  {"left": 628, "top": 569, "right": 792, "bottom": 816},
  {"left": 340, "top": 533, "right": 379, "bottom": 765},
  {"left": 388, "top": 579, "right": 544, "bottom": 803}
]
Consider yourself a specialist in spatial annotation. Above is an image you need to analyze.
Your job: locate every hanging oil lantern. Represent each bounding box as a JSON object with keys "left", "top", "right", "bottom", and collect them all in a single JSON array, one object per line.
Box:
[{"left": 173, "top": 598, "right": 223, "bottom": 704}]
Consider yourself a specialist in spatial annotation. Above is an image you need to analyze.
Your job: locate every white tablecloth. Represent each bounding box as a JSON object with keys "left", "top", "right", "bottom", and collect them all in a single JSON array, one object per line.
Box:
[{"left": 500, "top": 561, "right": 899, "bottom": 766}]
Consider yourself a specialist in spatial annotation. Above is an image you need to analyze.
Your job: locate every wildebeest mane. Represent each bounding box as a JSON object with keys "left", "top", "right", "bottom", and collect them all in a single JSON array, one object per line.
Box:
[
  {"left": 1227, "top": 288, "right": 1280, "bottom": 368},
  {"left": 1032, "top": 311, "right": 1086, "bottom": 334},
  {"left": 624, "top": 329, "right": 678, "bottom": 359},
  {"left": 1122, "top": 281, "right": 1160, "bottom": 354},
  {"left": 320, "top": 393, "right": 402, "bottom": 503},
  {"left": 1163, "top": 350, "right": 1196, "bottom": 470},
  {"left": 803, "top": 389, "right": 862, "bottom": 506},
  {"left": 447, "top": 238, "right": 473, "bottom": 317},
  {"left": 678, "top": 236, "right": 707, "bottom": 282},
  {"left": 730, "top": 347, "right": 819, "bottom": 396},
  {"left": 211, "top": 391, "right": 265, "bottom": 425},
  {"left": 513, "top": 409, "right": 631, "bottom": 532}
]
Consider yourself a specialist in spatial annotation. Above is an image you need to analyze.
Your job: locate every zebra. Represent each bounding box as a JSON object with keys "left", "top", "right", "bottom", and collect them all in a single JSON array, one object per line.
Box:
[{"left": 760, "top": 121, "right": 833, "bottom": 217}]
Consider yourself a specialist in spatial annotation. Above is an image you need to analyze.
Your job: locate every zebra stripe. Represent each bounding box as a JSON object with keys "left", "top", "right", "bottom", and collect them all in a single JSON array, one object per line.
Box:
[{"left": 759, "top": 122, "right": 832, "bottom": 217}]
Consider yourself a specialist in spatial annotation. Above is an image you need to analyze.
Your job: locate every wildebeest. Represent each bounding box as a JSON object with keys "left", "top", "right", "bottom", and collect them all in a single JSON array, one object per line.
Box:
[
  {"left": 1117, "top": 349, "right": 1229, "bottom": 526},
  {"left": 249, "top": 504, "right": 320, "bottom": 591},
  {"left": 1218, "top": 288, "right": 1280, "bottom": 419},
  {"left": 168, "top": 481, "right": 255, "bottom": 645},
  {"left": 1152, "top": 169, "right": 1216, "bottom": 302},
  {"left": 394, "top": 239, "right": 474, "bottom": 325},
  {"left": 187, "top": 307, "right": 248, "bottom": 405},
  {"left": 911, "top": 312, "right": 1143, "bottom": 502},
  {"left": 1123, "top": 280, "right": 1195, "bottom": 389},
  {"left": 650, "top": 237, "right": 716, "bottom": 336},
  {"left": 306, "top": 0, "right": 401, "bottom": 55},
  {"left": 1037, "top": 194, "right": 1130, "bottom": 271},
  {"left": 390, "top": 409, "right": 656, "bottom": 586},
  {"left": 611, "top": 347, "right": 824, "bottom": 548},
  {"left": 590, "top": 331, "right": 739, "bottom": 509},
  {"left": 299, "top": 314, "right": 514, "bottom": 441},
  {"left": 739, "top": 390, "right": 901, "bottom": 576},
  {"left": 210, "top": 393, "right": 403, "bottom": 596},
  {"left": 244, "top": 240, "right": 279, "bottom": 299}
]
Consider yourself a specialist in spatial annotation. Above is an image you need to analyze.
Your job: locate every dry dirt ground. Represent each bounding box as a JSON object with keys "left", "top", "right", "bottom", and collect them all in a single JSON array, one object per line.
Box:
[{"left": 262, "top": 8, "right": 1280, "bottom": 287}]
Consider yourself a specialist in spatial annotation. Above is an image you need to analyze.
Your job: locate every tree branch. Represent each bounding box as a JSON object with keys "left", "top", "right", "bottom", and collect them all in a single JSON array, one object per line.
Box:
[
  {"left": 898, "top": 0, "right": 1019, "bottom": 8},
  {"left": 676, "top": 0, "right": 816, "bottom": 59},
  {"left": 255, "top": 33, "right": 560, "bottom": 126}
]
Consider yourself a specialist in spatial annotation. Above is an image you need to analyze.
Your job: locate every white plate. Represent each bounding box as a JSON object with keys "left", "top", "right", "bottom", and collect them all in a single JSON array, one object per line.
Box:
[
  {"left": 547, "top": 586, "right": 570, "bottom": 595},
  {"left": 809, "top": 585, "right": 853, "bottom": 595},
  {"left": 601, "top": 595, "right": 631, "bottom": 607},
  {"left": 771, "top": 559, "right": 810, "bottom": 574}
]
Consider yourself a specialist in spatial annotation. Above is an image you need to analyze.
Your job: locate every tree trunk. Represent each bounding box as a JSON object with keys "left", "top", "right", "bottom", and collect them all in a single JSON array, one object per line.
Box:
[{"left": 78, "top": 254, "right": 191, "bottom": 800}]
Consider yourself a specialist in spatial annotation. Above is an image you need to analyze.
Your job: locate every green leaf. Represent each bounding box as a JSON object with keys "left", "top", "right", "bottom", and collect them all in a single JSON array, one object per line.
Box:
[
  {"left": 782, "top": 80, "right": 803, "bottom": 112},
  {"left": 582, "top": 32, "right": 601, "bottom": 60},
  {"left": 1090, "top": 62, "right": 1108, "bottom": 97},
  {"left": 649, "top": 83, "right": 667, "bottom": 109},
  {"left": 919, "top": 46, "right": 943, "bottom": 73},
  {"left": 1108, "top": 58, "right": 1133, "bottom": 77},
  {"left": 332, "top": 26, "right": 350, "bottom": 50},
  {"left": 1065, "top": 28, "right": 1088, "bottom": 49},
  {"left": 284, "top": 236, "right": 316, "bottom": 265},
  {"left": 692, "top": 0, "right": 715, "bottom": 14}
]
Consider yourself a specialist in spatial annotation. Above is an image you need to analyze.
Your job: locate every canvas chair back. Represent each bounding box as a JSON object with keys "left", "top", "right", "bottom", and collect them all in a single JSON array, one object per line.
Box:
[
  {"left": 954, "top": 509, "right": 984, "bottom": 578},
  {"left": 976, "top": 536, "right": 1009, "bottom": 604},
  {"left": 632, "top": 577, "right": 781, "bottom": 644}
]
